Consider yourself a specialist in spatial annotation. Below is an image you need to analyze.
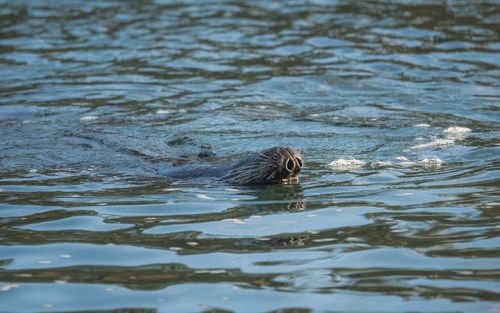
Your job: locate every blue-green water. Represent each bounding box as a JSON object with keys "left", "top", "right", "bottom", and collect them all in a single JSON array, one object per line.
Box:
[{"left": 1, "top": 0, "right": 499, "bottom": 312}]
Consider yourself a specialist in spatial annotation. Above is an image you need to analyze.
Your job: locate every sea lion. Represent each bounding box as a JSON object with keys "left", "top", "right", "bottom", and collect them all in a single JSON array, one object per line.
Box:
[{"left": 161, "top": 146, "right": 303, "bottom": 185}]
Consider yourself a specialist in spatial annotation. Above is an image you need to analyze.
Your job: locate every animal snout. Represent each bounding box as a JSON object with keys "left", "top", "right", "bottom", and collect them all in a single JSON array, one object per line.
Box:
[
  {"left": 295, "top": 157, "right": 303, "bottom": 171},
  {"left": 283, "top": 156, "right": 303, "bottom": 175},
  {"left": 285, "top": 158, "right": 295, "bottom": 172}
]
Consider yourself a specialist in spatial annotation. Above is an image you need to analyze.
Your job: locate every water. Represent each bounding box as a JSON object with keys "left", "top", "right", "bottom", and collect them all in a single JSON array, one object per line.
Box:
[{"left": 1, "top": 0, "right": 499, "bottom": 312}]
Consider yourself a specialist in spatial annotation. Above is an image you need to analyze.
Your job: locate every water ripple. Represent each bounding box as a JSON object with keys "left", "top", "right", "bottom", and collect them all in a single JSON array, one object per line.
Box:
[{"left": 1, "top": 0, "right": 499, "bottom": 312}]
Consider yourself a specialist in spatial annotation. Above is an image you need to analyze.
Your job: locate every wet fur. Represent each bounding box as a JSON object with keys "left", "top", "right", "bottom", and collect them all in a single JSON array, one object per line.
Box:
[{"left": 162, "top": 146, "right": 302, "bottom": 185}]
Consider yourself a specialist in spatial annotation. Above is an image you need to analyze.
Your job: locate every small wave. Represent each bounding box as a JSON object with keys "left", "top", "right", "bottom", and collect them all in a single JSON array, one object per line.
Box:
[
  {"left": 328, "top": 159, "right": 392, "bottom": 170},
  {"left": 419, "top": 157, "right": 443, "bottom": 167},
  {"left": 444, "top": 126, "right": 471, "bottom": 139},
  {"left": 414, "top": 123, "right": 430, "bottom": 127},
  {"left": 444, "top": 126, "right": 471, "bottom": 135},
  {"left": 80, "top": 116, "right": 99, "bottom": 121},
  {"left": 196, "top": 194, "right": 216, "bottom": 200},
  {"left": 327, "top": 158, "right": 366, "bottom": 170},
  {"left": 369, "top": 160, "right": 393, "bottom": 168},
  {"left": 399, "top": 161, "right": 417, "bottom": 167},
  {"left": 327, "top": 157, "right": 444, "bottom": 170},
  {"left": 410, "top": 139, "right": 454, "bottom": 150}
]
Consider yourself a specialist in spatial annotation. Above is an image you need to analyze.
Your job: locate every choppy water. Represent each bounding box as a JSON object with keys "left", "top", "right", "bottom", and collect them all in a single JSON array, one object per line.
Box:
[{"left": 1, "top": 0, "right": 499, "bottom": 312}]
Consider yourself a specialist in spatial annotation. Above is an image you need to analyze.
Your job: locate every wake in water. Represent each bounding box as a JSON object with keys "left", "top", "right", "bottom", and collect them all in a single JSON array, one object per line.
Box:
[{"left": 328, "top": 125, "right": 471, "bottom": 170}]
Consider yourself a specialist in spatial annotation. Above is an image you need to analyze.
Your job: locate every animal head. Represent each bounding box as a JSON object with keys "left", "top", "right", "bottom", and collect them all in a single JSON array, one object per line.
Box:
[{"left": 222, "top": 146, "right": 303, "bottom": 185}]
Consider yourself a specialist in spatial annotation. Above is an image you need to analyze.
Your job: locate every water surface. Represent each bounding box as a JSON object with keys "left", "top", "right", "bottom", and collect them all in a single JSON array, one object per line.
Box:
[{"left": 1, "top": 0, "right": 499, "bottom": 312}]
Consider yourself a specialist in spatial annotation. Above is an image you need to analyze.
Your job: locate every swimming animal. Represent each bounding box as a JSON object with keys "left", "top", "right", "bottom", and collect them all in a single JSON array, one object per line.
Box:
[{"left": 161, "top": 146, "right": 303, "bottom": 185}]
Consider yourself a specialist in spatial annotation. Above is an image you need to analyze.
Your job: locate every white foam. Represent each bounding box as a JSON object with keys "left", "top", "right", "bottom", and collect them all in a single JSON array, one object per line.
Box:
[
  {"left": 395, "top": 192, "right": 413, "bottom": 196},
  {"left": 419, "top": 157, "right": 443, "bottom": 167},
  {"left": 370, "top": 160, "right": 392, "bottom": 168},
  {"left": 444, "top": 126, "right": 471, "bottom": 139},
  {"left": 196, "top": 194, "right": 215, "bottom": 200},
  {"left": 328, "top": 158, "right": 366, "bottom": 170},
  {"left": 444, "top": 126, "right": 471, "bottom": 135},
  {"left": 226, "top": 218, "right": 246, "bottom": 225},
  {"left": 313, "top": 238, "right": 336, "bottom": 243},
  {"left": 399, "top": 161, "right": 416, "bottom": 167},
  {"left": 156, "top": 109, "right": 170, "bottom": 114},
  {"left": 395, "top": 156, "right": 407, "bottom": 161},
  {"left": 414, "top": 123, "right": 430, "bottom": 127},
  {"left": 392, "top": 228, "right": 408, "bottom": 233},
  {"left": 80, "top": 116, "right": 98, "bottom": 121},
  {"left": 194, "top": 270, "right": 210, "bottom": 273},
  {"left": 410, "top": 139, "right": 454, "bottom": 150},
  {"left": 486, "top": 202, "right": 500, "bottom": 207},
  {"left": 37, "top": 260, "right": 51, "bottom": 264},
  {"left": 0, "top": 284, "right": 20, "bottom": 292}
]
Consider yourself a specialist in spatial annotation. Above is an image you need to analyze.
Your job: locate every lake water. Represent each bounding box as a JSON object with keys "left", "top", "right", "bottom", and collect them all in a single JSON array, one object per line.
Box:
[{"left": 1, "top": 0, "right": 499, "bottom": 312}]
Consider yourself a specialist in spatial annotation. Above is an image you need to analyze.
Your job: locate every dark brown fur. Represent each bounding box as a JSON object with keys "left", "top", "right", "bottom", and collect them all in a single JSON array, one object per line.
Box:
[{"left": 162, "top": 146, "right": 303, "bottom": 185}]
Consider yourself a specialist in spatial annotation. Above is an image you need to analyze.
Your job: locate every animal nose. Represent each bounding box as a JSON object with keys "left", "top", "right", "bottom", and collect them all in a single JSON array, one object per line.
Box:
[
  {"left": 284, "top": 157, "right": 303, "bottom": 175},
  {"left": 292, "top": 156, "right": 303, "bottom": 176},
  {"left": 295, "top": 157, "right": 303, "bottom": 171},
  {"left": 284, "top": 158, "right": 295, "bottom": 173}
]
